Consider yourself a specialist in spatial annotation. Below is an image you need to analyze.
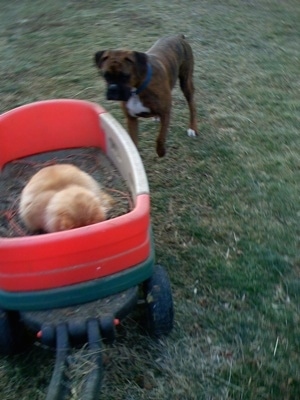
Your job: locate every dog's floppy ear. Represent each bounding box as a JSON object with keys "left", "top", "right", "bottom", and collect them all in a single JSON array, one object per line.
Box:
[
  {"left": 133, "top": 51, "right": 148, "bottom": 79},
  {"left": 94, "top": 51, "right": 107, "bottom": 68}
]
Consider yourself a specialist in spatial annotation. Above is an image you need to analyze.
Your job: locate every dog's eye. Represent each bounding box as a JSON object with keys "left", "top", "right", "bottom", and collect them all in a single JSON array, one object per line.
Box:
[{"left": 124, "top": 56, "right": 134, "bottom": 64}]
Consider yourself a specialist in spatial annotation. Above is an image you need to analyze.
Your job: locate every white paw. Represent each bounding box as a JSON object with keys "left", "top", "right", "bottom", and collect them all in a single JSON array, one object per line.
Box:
[
  {"left": 187, "top": 128, "right": 197, "bottom": 137},
  {"left": 152, "top": 116, "right": 160, "bottom": 122}
]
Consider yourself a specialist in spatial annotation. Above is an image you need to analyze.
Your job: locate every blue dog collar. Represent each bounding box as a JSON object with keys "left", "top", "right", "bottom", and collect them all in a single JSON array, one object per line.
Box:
[{"left": 134, "top": 63, "right": 153, "bottom": 95}]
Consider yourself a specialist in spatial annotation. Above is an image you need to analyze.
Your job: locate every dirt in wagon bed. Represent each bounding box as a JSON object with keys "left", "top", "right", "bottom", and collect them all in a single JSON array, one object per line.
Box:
[
  {"left": 0, "top": 147, "right": 133, "bottom": 238},
  {"left": 23, "top": 286, "right": 138, "bottom": 328}
]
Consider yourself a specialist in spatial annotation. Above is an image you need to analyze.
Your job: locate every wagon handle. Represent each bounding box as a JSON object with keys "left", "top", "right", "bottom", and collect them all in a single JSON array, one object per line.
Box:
[
  {"left": 46, "top": 323, "right": 71, "bottom": 400},
  {"left": 80, "top": 318, "right": 103, "bottom": 399},
  {"left": 45, "top": 319, "right": 104, "bottom": 400}
]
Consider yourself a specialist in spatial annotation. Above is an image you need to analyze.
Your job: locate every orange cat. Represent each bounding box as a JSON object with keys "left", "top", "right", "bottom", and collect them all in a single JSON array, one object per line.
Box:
[{"left": 19, "top": 164, "right": 114, "bottom": 233}]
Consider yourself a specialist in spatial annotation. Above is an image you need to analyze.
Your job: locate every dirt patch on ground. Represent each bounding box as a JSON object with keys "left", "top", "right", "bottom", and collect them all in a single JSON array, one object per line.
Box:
[{"left": 0, "top": 147, "right": 132, "bottom": 237}]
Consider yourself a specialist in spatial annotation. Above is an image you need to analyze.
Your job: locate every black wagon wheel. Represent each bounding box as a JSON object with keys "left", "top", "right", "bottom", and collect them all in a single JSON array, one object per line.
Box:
[
  {"left": 142, "top": 264, "right": 174, "bottom": 337},
  {"left": 0, "top": 309, "right": 28, "bottom": 355}
]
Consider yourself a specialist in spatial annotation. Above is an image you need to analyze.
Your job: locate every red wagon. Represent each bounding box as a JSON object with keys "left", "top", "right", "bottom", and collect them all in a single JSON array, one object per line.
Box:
[{"left": 0, "top": 100, "right": 173, "bottom": 399}]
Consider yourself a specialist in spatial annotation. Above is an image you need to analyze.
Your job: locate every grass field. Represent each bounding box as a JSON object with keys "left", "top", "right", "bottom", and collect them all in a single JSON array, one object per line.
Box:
[{"left": 1, "top": 0, "right": 299, "bottom": 399}]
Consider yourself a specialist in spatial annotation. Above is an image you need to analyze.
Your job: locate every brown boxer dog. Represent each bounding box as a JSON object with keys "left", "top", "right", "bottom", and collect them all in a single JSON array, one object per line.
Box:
[{"left": 94, "top": 34, "right": 198, "bottom": 157}]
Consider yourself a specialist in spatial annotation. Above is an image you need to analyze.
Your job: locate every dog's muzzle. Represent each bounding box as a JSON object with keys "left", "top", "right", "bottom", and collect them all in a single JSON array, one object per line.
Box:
[{"left": 106, "top": 84, "right": 131, "bottom": 101}]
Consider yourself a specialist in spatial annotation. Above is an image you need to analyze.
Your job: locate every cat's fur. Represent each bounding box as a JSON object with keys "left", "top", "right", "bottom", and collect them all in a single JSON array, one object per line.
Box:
[{"left": 19, "top": 164, "right": 113, "bottom": 233}]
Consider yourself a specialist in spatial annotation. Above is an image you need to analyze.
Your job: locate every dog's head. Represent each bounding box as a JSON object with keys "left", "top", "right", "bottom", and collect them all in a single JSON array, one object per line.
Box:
[{"left": 94, "top": 50, "right": 148, "bottom": 101}]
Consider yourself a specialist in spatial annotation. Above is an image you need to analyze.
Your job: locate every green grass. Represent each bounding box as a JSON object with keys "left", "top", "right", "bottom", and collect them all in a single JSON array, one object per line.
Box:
[{"left": 1, "top": 0, "right": 300, "bottom": 398}]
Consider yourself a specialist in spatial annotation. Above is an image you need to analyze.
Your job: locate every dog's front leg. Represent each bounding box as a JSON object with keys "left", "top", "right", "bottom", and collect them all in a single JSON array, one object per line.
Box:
[
  {"left": 121, "top": 103, "right": 139, "bottom": 146},
  {"left": 126, "top": 115, "right": 139, "bottom": 146},
  {"left": 156, "top": 112, "right": 171, "bottom": 157}
]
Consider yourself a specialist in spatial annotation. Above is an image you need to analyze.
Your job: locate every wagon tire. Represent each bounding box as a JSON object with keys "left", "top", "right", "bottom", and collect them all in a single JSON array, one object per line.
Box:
[
  {"left": 143, "top": 265, "right": 174, "bottom": 337},
  {"left": 0, "top": 309, "right": 28, "bottom": 355}
]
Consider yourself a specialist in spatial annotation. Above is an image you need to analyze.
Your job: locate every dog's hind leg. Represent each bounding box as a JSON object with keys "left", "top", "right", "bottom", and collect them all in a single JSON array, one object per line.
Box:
[{"left": 179, "top": 67, "right": 198, "bottom": 137}]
